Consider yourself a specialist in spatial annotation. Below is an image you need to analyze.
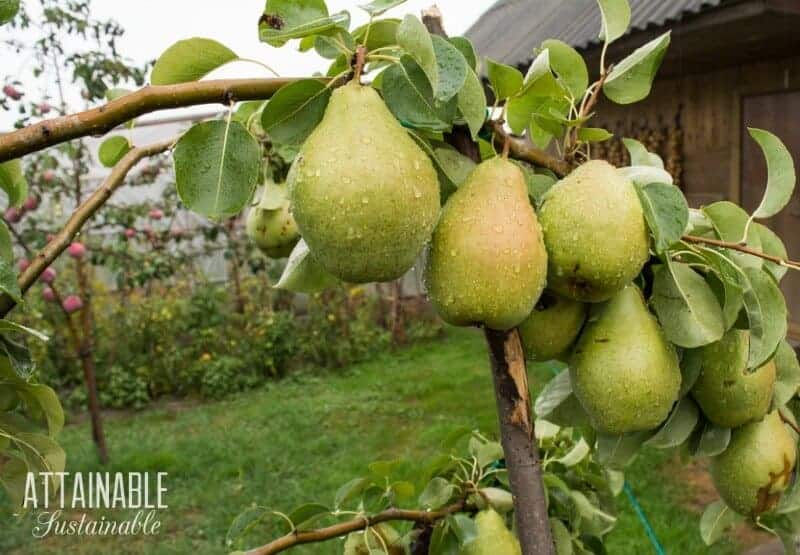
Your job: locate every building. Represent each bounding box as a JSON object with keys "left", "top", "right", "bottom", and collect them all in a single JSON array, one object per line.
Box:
[{"left": 467, "top": 0, "right": 800, "bottom": 339}]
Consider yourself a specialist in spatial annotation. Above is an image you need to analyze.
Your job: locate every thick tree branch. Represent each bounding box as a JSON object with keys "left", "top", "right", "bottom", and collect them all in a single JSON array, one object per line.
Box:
[
  {"left": 0, "top": 78, "right": 314, "bottom": 163},
  {"left": 489, "top": 120, "right": 571, "bottom": 178},
  {"left": 682, "top": 235, "right": 800, "bottom": 271},
  {"left": 246, "top": 501, "right": 466, "bottom": 555},
  {"left": 0, "top": 137, "right": 176, "bottom": 317}
]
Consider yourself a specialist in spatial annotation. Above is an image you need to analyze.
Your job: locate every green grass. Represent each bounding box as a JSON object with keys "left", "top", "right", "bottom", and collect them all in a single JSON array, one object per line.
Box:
[{"left": 1, "top": 328, "right": 739, "bottom": 554}]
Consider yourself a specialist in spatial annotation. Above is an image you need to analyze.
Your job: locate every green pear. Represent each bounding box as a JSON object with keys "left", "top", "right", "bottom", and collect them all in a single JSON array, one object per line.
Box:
[
  {"left": 424, "top": 157, "right": 547, "bottom": 330},
  {"left": 245, "top": 183, "right": 300, "bottom": 259},
  {"left": 463, "top": 509, "right": 521, "bottom": 555},
  {"left": 288, "top": 81, "right": 439, "bottom": 283},
  {"left": 539, "top": 160, "right": 650, "bottom": 302},
  {"left": 711, "top": 411, "right": 796, "bottom": 515},
  {"left": 343, "top": 523, "right": 405, "bottom": 555},
  {"left": 518, "top": 290, "right": 587, "bottom": 361},
  {"left": 570, "top": 284, "right": 681, "bottom": 434},
  {"left": 691, "top": 329, "right": 776, "bottom": 428}
]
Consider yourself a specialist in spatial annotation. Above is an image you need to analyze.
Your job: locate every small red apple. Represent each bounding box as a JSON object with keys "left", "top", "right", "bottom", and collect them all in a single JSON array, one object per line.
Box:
[
  {"left": 23, "top": 196, "right": 38, "bottom": 211},
  {"left": 124, "top": 228, "right": 136, "bottom": 239},
  {"left": 67, "top": 242, "right": 86, "bottom": 259},
  {"left": 2, "top": 84, "right": 22, "bottom": 100},
  {"left": 148, "top": 208, "right": 164, "bottom": 220},
  {"left": 38, "top": 102, "right": 51, "bottom": 114},
  {"left": 42, "top": 169, "right": 56, "bottom": 183},
  {"left": 18, "top": 258, "right": 30, "bottom": 272},
  {"left": 4, "top": 207, "right": 21, "bottom": 223},
  {"left": 62, "top": 295, "right": 83, "bottom": 313},
  {"left": 40, "top": 267, "right": 56, "bottom": 284},
  {"left": 42, "top": 287, "right": 56, "bottom": 302}
]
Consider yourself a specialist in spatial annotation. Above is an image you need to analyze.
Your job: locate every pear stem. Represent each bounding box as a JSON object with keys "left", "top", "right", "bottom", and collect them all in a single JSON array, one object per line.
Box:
[
  {"left": 352, "top": 45, "right": 367, "bottom": 84},
  {"left": 681, "top": 235, "right": 800, "bottom": 271}
]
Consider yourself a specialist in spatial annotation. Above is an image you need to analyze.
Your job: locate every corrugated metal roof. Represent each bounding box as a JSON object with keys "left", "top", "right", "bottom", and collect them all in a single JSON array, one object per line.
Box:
[{"left": 466, "top": 0, "right": 724, "bottom": 67}]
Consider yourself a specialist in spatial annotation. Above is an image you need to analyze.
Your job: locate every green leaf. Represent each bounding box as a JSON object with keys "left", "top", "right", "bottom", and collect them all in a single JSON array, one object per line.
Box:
[
  {"left": 457, "top": 68, "right": 486, "bottom": 140},
  {"left": 506, "top": 94, "right": 566, "bottom": 136},
  {"left": 556, "top": 437, "right": 591, "bottom": 467},
  {"left": 0, "top": 338, "right": 33, "bottom": 380},
  {"left": 260, "top": 80, "right": 331, "bottom": 145},
  {"left": 603, "top": 31, "right": 670, "bottom": 104},
  {"left": 700, "top": 501, "right": 742, "bottom": 545},
  {"left": 259, "top": 0, "right": 349, "bottom": 47},
  {"left": 16, "top": 384, "right": 63, "bottom": 436},
  {"left": 396, "top": 15, "right": 438, "bottom": 93},
  {"left": 358, "top": 0, "right": 405, "bottom": 17},
  {"left": 226, "top": 507, "right": 278, "bottom": 544},
  {"left": 644, "top": 396, "right": 699, "bottom": 448},
  {"left": 312, "top": 30, "right": 355, "bottom": 59},
  {"left": 741, "top": 267, "right": 787, "bottom": 370},
  {"left": 476, "top": 441, "right": 504, "bottom": 468},
  {"left": 334, "top": 477, "right": 369, "bottom": 508},
  {"left": 151, "top": 38, "right": 237, "bottom": 85},
  {"left": 540, "top": 39, "right": 588, "bottom": 100},
  {"left": 0, "top": 0, "right": 19, "bottom": 25},
  {"left": 596, "top": 431, "right": 650, "bottom": 469},
  {"left": 448, "top": 513, "right": 478, "bottom": 546},
  {"left": 0, "top": 258, "right": 21, "bottom": 303},
  {"left": 747, "top": 128, "right": 796, "bottom": 219},
  {"left": 0, "top": 159, "right": 28, "bottom": 207},
  {"left": 634, "top": 181, "right": 688, "bottom": 253},
  {"left": 703, "top": 201, "right": 763, "bottom": 269},
  {"left": 577, "top": 127, "right": 613, "bottom": 142},
  {"left": 622, "top": 137, "right": 663, "bottom": 168},
  {"left": 486, "top": 58, "right": 523, "bottom": 100},
  {"left": 0, "top": 319, "right": 48, "bottom": 342},
  {"left": 381, "top": 57, "right": 456, "bottom": 132},
  {"left": 0, "top": 451, "right": 27, "bottom": 506},
  {"left": 618, "top": 165, "right": 672, "bottom": 187},
  {"left": 174, "top": 119, "right": 260, "bottom": 219},
  {"left": 597, "top": 0, "right": 631, "bottom": 45},
  {"left": 432, "top": 146, "right": 476, "bottom": 189},
  {"left": 651, "top": 260, "right": 725, "bottom": 348},
  {"left": 752, "top": 223, "right": 788, "bottom": 282},
  {"left": 774, "top": 340, "right": 800, "bottom": 407},
  {"left": 275, "top": 239, "right": 338, "bottom": 293},
  {"left": 431, "top": 35, "right": 467, "bottom": 102},
  {"left": 287, "top": 503, "right": 329, "bottom": 530},
  {"left": 690, "top": 419, "right": 730, "bottom": 457},
  {"left": 520, "top": 49, "right": 563, "bottom": 98},
  {"left": 534, "top": 369, "right": 572, "bottom": 418},
  {"left": 550, "top": 518, "right": 574, "bottom": 555},
  {"left": 448, "top": 37, "right": 477, "bottom": 71},
  {"left": 570, "top": 490, "right": 617, "bottom": 535},
  {"left": 0, "top": 221, "right": 12, "bottom": 264},
  {"left": 98, "top": 136, "right": 132, "bottom": 168},
  {"left": 679, "top": 348, "right": 704, "bottom": 396},
  {"left": 353, "top": 19, "right": 399, "bottom": 52},
  {"left": 419, "top": 477, "right": 456, "bottom": 509}
]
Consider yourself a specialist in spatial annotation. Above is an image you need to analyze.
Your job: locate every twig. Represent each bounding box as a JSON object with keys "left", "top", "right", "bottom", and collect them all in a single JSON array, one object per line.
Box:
[
  {"left": 0, "top": 137, "right": 177, "bottom": 317},
  {"left": 0, "top": 78, "right": 320, "bottom": 163},
  {"left": 489, "top": 120, "right": 571, "bottom": 177},
  {"left": 245, "top": 501, "right": 466, "bottom": 555},
  {"left": 681, "top": 235, "right": 800, "bottom": 271},
  {"left": 568, "top": 68, "right": 611, "bottom": 155},
  {"left": 352, "top": 45, "right": 367, "bottom": 83}
]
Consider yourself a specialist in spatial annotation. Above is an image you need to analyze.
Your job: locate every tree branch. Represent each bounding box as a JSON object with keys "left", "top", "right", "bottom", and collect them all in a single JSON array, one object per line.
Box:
[
  {"left": 681, "top": 235, "right": 800, "bottom": 271},
  {"left": 245, "top": 501, "right": 466, "bottom": 555},
  {"left": 0, "top": 137, "right": 177, "bottom": 317},
  {"left": 489, "top": 120, "right": 571, "bottom": 178},
  {"left": 0, "top": 78, "right": 315, "bottom": 163}
]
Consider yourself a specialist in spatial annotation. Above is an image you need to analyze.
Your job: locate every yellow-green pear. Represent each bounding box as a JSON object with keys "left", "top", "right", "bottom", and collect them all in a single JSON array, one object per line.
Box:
[
  {"left": 539, "top": 160, "right": 649, "bottom": 302},
  {"left": 288, "top": 81, "right": 439, "bottom": 283},
  {"left": 711, "top": 411, "right": 796, "bottom": 516},
  {"left": 246, "top": 183, "right": 300, "bottom": 259},
  {"left": 570, "top": 284, "right": 681, "bottom": 434},
  {"left": 463, "top": 509, "right": 521, "bottom": 555},
  {"left": 343, "top": 523, "right": 405, "bottom": 555},
  {"left": 519, "top": 290, "right": 587, "bottom": 361},
  {"left": 691, "top": 329, "right": 776, "bottom": 428},
  {"left": 424, "top": 157, "right": 547, "bottom": 330}
]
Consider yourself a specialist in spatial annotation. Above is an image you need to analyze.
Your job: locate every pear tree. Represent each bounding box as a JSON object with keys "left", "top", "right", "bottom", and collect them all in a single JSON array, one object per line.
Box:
[{"left": 1, "top": 0, "right": 800, "bottom": 554}]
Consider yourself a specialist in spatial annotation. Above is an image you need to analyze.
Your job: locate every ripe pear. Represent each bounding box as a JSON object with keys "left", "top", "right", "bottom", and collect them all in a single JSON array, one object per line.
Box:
[
  {"left": 570, "top": 284, "right": 681, "bottom": 434},
  {"left": 539, "top": 160, "right": 650, "bottom": 302},
  {"left": 343, "top": 523, "right": 405, "bottom": 555},
  {"left": 245, "top": 182, "right": 299, "bottom": 259},
  {"left": 691, "top": 329, "right": 776, "bottom": 428},
  {"left": 424, "top": 157, "right": 547, "bottom": 330},
  {"left": 463, "top": 509, "right": 521, "bottom": 555},
  {"left": 711, "top": 411, "right": 796, "bottom": 515},
  {"left": 518, "top": 290, "right": 587, "bottom": 361},
  {"left": 288, "top": 81, "right": 439, "bottom": 283}
]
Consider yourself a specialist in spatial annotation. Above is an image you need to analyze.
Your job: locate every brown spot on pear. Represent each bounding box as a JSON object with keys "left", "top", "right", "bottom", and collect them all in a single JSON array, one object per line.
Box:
[
  {"left": 519, "top": 290, "right": 587, "bottom": 361},
  {"left": 463, "top": 509, "right": 521, "bottom": 555},
  {"left": 539, "top": 160, "right": 649, "bottom": 302},
  {"left": 711, "top": 411, "right": 796, "bottom": 516},
  {"left": 288, "top": 81, "right": 439, "bottom": 283},
  {"left": 691, "top": 329, "right": 776, "bottom": 428},
  {"left": 424, "top": 157, "right": 547, "bottom": 330},
  {"left": 570, "top": 284, "right": 681, "bottom": 434}
]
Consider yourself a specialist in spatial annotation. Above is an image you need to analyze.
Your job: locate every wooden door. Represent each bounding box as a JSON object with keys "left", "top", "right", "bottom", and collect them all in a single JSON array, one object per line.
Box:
[{"left": 741, "top": 91, "right": 800, "bottom": 338}]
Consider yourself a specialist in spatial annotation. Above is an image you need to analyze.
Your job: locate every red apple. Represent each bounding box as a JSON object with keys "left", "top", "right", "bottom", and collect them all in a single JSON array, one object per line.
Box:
[
  {"left": 38, "top": 102, "right": 51, "bottom": 114},
  {"left": 62, "top": 295, "right": 83, "bottom": 313},
  {"left": 2, "top": 84, "right": 21, "bottom": 100},
  {"left": 42, "top": 287, "right": 56, "bottom": 302},
  {"left": 4, "top": 207, "right": 21, "bottom": 223},
  {"left": 18, "top": 258, "right": 29, "bottom": 272},
  {"left": 23, "top": 196, "right": 38, "bottom": 211},
  {"left": 42, "top": 169, "right": 56, "bottom": 183},
  {"left": 40, "top": 267, "right": 56, "bottom": 284},
  {"left": 124, "top": 228, "right": 136, "bottom": 239},
  {"left": 67, "top": 242, "right": 86, "bottom": 259},
  {"left": 148, "top": 208, "right": 164, "bottom": 220}
]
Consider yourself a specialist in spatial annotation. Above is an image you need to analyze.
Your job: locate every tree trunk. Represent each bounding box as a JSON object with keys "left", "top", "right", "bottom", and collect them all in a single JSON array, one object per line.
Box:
[{"left": 422, "top": 8, "right": 554, "bottom": 553}]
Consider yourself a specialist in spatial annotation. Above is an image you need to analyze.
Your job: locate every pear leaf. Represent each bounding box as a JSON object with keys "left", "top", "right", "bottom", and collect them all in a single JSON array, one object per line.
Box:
[
  {"left": 431, "top": 35, "right": 468, "bottom": 102},
  {"left": 540, "top": 39, "right": 588, "bottom": 100},
  {"left": 690, "top": 419, "right": 731, "bottom": 458},
  {"left": 748, "top": 128, "right": 796, "bottom": 219},
  {"left": 700, "top": 501, "right": 742, "bottom": 546},
  {"left": 396, "top": 15, "right": 438, "bottom": 93},
  {"left": 752, "top": 223, "right": 788, "bottom": 282},
  {"left": 382, "top": 56, "right": 455, "bottom": 132},
  {"left": 703, "top": 201, "right": 763, "bottom": 269},
  {"left": 486, "top": 58, "right": 523, "bottom": 100},
  {"left": 634, "top": 181, "right": 688, "bottom": 253},
  {"left": 534, "top": 369, "right": 572, "bottom": 418},
  {"left": 98, "top": 136, "right": 132, "bottom": 168},
  {"left": 275, "top": 239, "right": 338, "bottom": 293},
  {"left": 618, "top": 165, "right": 672, "bottom": 186},
  {"left": 645, "top": 396, "right": 699, "bottom": 449},
  {"left": 597, "top": 0, "right": 631, "bottom": 44},
  {"left": 651, "top": 260, "right": 725, "bottom": 348},
  {"left": 622, "top": 137, "right": 664, "bottom": 168},
  {"left": 457, "top": 68, "right": 486, "bottom": 140},
  {"left": 0, "top": 159, "right": 27, "bottom": 207},
  {"left": 261, "top": 80, "right": 331, "bottom": 145},
  {"left": 259, "top": 0, "right": 349, "bottom": 47},
  {"left": 448, "top": 37, "right": 477, "bottom": 71},
  {"left": 358, "top": 0, "right": 405, "bottom": 16},
  {"left": 773, "top": 341, "right": 800, "bottom": 408},
  {"left": 603, "top": 31, "right": 670, "bottom": 104},
  {"left": 0, "top": 221, "right": 12, "bottom": 263},
  {"left": 740, "top": 267, "right": 787, "bottom": 370},
  {"left": 597, "top": 430, "right": 651, "bottom": 469},
  {"left": 0, "top": 0, "right": 20, "bottom": 25},
  {"left": 151, "top": 38, "right": 237, "bottom": 85},
  {"left": 577, "top": 127, "right": 613, "bottom": 142}
]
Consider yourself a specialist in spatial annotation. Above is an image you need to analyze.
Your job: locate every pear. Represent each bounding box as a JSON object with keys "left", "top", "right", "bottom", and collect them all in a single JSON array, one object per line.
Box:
[
  {"left": 424, "top": 157, "right": 547, "bottom": 330},
  {"left": 539, "top": 160, "right": 650, "bottom": 302},
  {"left": 570, "top": 284, "right": 681, "bottom": 434},
  {"left": 691, "top": 329, "right": 776, "bottom": 428},
  {"left": 245, "top": 183, "right": 300, "bottom": 259},
  {"left": 463, "top": 509, "right": 521, "bottom": 555},
  {"left": 711, "top": 411, "right": 796, "bottom": 515},
  {"left": 288, "top": 81, "right": 439, "bottom": 283},
  {"left": 343, "top": 523, "right": 405, "bottom": 555},
  {"left": 519, "top": 290, "right": 587, "bottom": 361}
]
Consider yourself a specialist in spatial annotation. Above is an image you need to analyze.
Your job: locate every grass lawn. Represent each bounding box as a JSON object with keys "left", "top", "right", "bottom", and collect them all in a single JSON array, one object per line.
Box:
[{"left": 0, "top": 327, "right": 742, "bottom": 554}]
